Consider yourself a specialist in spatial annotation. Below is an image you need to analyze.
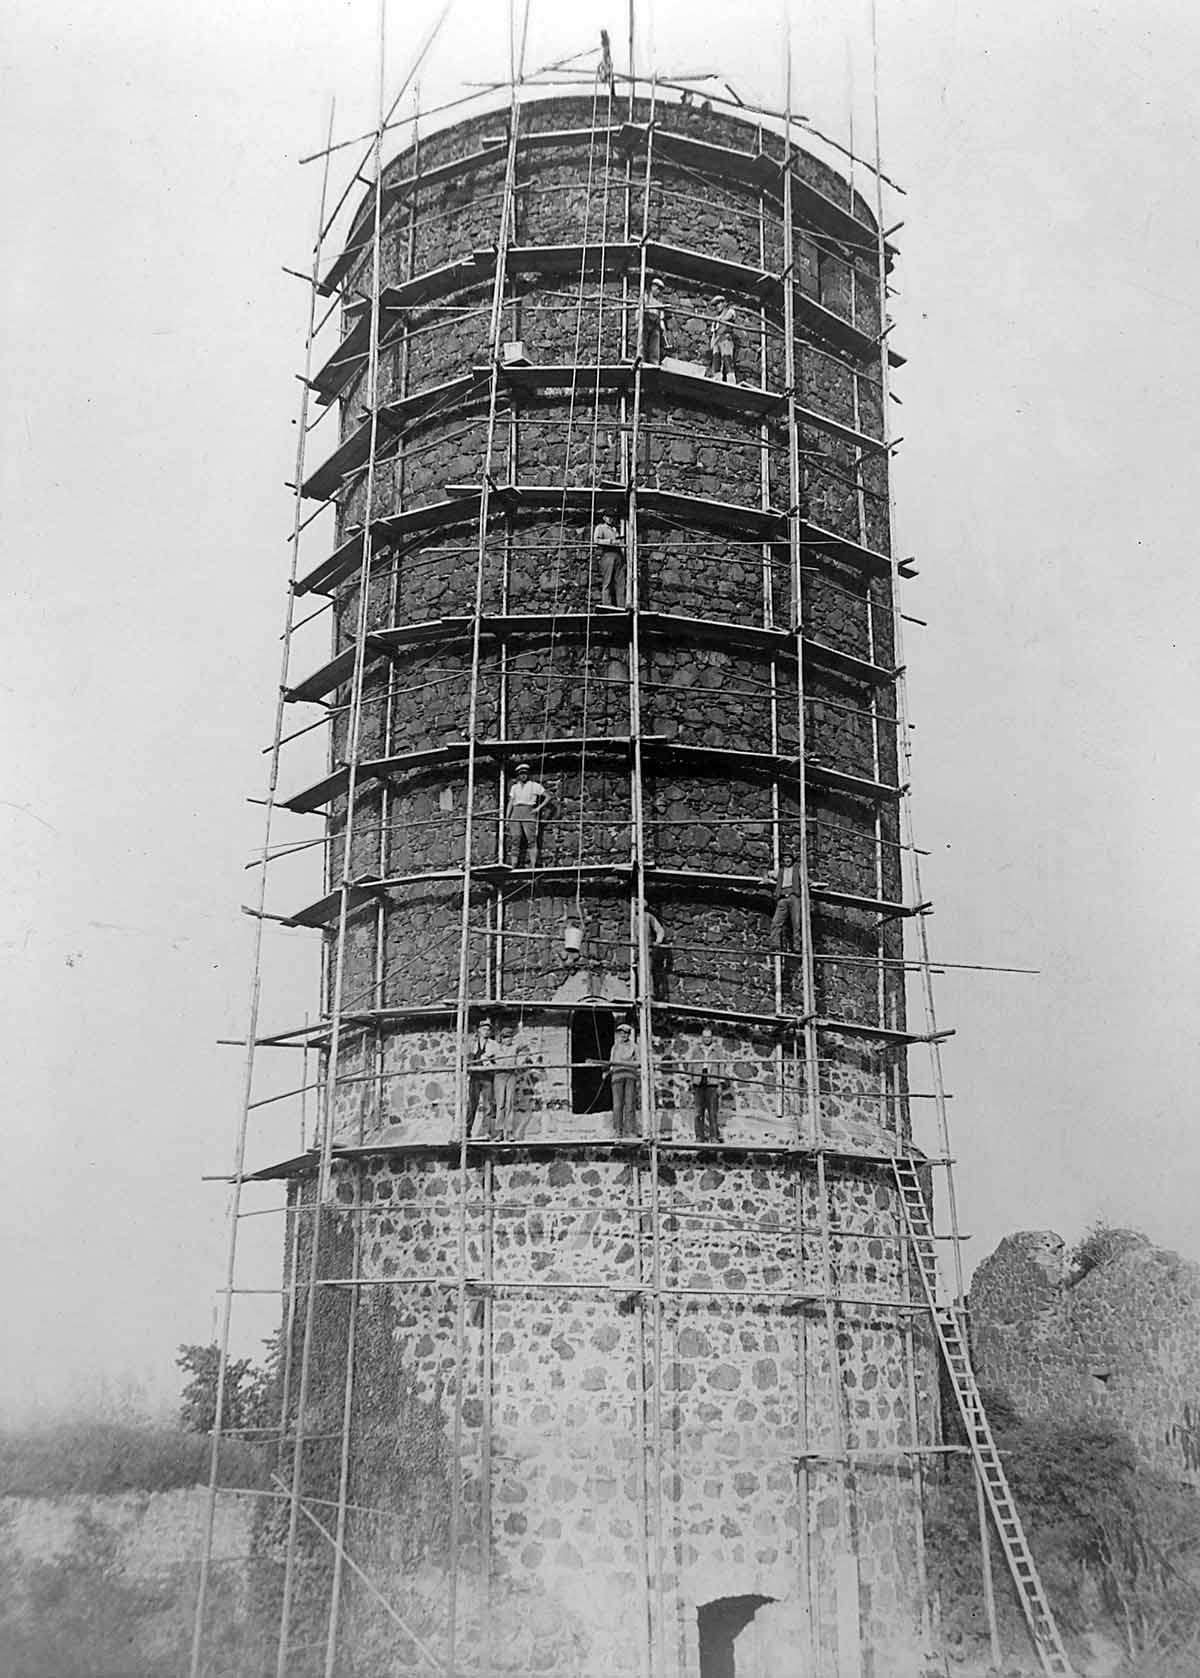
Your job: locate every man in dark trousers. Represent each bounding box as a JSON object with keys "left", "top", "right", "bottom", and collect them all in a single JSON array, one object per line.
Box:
[
  {"left": 641, "top": 276, "right": 671, "bottom": 364},
  {"left": 505, "top": 762, "right": 551, "bottom": 867},
  {"left": 609, "top": 1021, "right": 640, "bottom": 1136},
  {"left": 688, "top": 1025, "right": 727, "bottom": 1142},
  {"left": 767, "top": 853, "right": 804, "bottom": 953},
  {"left": 465, "top": 1017, "right": 498, "bottom": 1138},
  {"left": 592, "top": 516, "right": 625, "bottom": 608}
]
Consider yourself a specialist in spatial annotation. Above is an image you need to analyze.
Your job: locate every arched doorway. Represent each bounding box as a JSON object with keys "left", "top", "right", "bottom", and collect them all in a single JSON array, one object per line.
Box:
[{"left": 697, "top": 1594, "right": 774, "bottom": 1678}]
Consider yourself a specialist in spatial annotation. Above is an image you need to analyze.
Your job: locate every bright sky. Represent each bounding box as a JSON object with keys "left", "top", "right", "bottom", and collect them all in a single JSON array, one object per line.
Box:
[{"left": 3, "top": 0, "right": 1198, "bottom": 1420}]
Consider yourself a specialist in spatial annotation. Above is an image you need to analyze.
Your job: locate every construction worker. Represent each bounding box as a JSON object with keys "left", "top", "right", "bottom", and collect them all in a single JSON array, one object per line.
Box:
[
  {"left": 707, "top": 295, "right": 738, "bottom": 383},
  {"left": 767, "top": 853, "right": 804, "bottom": 953},
  {"left": 609, "top": 1021, "right": 640, "bottom": 1137},
  {"left": 599, "top": 30, "right": 615, "bottom": 95},
  {"left": 644, "top": 905, "right": 671, "bottom": 1000},
  {"left": 641, "top": 276, "right": 671, "bottom": 365},
  {"left": 465, "top": 1018, "right": 498, "bottom": 1138},
  {"left": 505, "top": 762, "right": 551, "bottom": 868},
  {"left": 689, "top": 1025, "right": 727, "bottom": 1143},
  {"left": 493, "top": 1028, "right": 526, "bottom": 1140},
  {"left": 592, "top": 516, "right": 625, "bottom": 608}
]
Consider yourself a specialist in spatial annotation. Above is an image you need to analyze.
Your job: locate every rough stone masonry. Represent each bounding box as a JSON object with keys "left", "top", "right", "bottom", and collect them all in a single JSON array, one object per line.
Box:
[{"left": 266, "top": 91, "right": 939, "bottom": 1678}]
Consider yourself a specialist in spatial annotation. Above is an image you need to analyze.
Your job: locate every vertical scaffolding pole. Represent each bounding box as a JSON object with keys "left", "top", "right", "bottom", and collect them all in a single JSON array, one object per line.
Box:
[
  {"left": 783, "top": 17, "right": 857, "bottom": 1662},
  {"left": 187, "top": 96, "right": 336, "bottom": 1678},
  {"left": 448, "top": 9, "right": 528, "bottom": 1670},
  {"left": 274, "top": 3, "right": 391, "bottom": 1667},
  {"left": 627, "top": 71, "right": 667, "bottom": 1678}
]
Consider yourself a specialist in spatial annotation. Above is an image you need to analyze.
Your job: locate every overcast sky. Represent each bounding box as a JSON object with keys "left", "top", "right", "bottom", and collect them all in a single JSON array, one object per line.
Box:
[{"left": 3, "top": 0, "right": 1198, "bottom": 1420}]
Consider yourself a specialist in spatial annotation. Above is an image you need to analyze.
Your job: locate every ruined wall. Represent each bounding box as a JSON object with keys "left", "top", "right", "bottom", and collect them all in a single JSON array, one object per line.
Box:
[{"left": 970, "top": 1230, "right": 1200, "bottom": 1486}]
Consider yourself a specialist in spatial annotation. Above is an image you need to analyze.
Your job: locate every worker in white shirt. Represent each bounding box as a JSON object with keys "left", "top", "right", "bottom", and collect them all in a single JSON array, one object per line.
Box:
[
  {"left": 640, "top": 275, "right": 671, "bottom": 364},
  {"left": 707, "top": 295, "right": 738, "bottom": 383},
  {"left": 592, "top": 516, "right": 625, "bottom": 608},
  {"left": 505, "top": 762, "right": 551, "bottom": 868},
  {"left": 493, "top": 1028, "right": 528, "bottom": 1140},
  {"left": 688, "top": 1025, "right": 727, "bottom": 1142},
  {"left": 609, "top": 1021, "right": 640, "bottom": 1137},
  {"left": 766, "top": 853, "right": 804, "bottom": 952},
  {"left": 465, "top": 1018, "right": 498, "bottom": 1138}
]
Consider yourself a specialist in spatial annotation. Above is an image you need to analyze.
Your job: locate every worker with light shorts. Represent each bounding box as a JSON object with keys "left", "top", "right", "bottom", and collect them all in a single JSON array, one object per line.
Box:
[
  {"left": 707, "top": 295, "right": 738, "bottom": 383},
  {"left": 505, "top": 761, "right": 551, "bottom": 868},
  {"left": 608, "top": 1021, "right": 640, "bottom": 1137}
]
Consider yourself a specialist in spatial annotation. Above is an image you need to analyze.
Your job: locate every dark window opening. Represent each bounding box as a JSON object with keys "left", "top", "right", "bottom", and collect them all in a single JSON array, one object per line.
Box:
[
  {"left": 570, "top": 1008, "right": 615, "bottom": 1114},
  {"left": 698, "top": 1594, "right": 774, "bottom": 1678}
]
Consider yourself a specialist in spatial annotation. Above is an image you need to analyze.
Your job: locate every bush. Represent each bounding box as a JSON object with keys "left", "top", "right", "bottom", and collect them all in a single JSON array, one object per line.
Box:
[
  {"left": 177, "top": 1334, "right": 280, "bottom": 1439},
  {"left": 927, "top": 1407, "right": 1200, "bottom": 1669},
  {"left": 1070, "top": 1218, "right": 1149, "bottom": 1284},
  {"left": 0, "top": 1420, "right": 267, "bottom": 1497}
]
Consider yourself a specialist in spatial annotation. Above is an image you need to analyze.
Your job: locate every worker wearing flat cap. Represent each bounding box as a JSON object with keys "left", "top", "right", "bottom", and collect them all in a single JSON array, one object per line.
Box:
[
  {"left": 707, "top": 295, "right": 738, "bottom": 383},
  {"left": 609, "top": 1020, "right": 641, "bottom": 1137},
  {"left": 641, "top": 276, "right": 671, "bottom": 365},
  {"left": 505, "top": 761, "right": 551, "bottom": 869}
]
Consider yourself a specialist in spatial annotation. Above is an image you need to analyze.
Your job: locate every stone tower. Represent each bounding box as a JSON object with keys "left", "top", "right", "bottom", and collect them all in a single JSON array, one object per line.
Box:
[{"left": 261, "top": 88, "right": 937, "bottom": 1678}]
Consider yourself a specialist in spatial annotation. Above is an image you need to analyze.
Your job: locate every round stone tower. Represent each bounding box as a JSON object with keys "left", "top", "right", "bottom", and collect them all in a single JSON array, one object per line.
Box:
[{"left": 268, "top": 88, "right": 936, "bottom": 1678}]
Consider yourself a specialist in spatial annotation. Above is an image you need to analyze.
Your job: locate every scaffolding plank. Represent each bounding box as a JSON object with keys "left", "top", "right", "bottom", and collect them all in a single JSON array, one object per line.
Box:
[
  {"left": 798, "top": 520, "right": 893, "bottom": 579},
  {"left": 302, "top": 373, "right": 485, "bottom": 501},
  {"left": 284, "top": 882, "right": 386, "bottom": 929},
  {"left": 285, "top": 644, "right": 358, "bottom": 705},
  {"left": 619, "top": 122, "right": 896, "bottom": 259},
  {"left": 640, "top": 610, "right": 788, "bottom": 655},
  {"left": 301, "top": 419, "right": 381, "bottom": 502},
  {"left": 442, "top": 481, "right": 629, "bottom": 515},
  {"left": 805, "top": 759, "right": 904, "bottom": 802},
  {"left": 318, "top": 130, "right": 624, "bottom": 297},
  {"left": 793, "top": 288, "right": 902, "bottom": 370},
  {"left": 643, "top": 239, "right": 772, "bottom": 296},
  {"left": 643, "top": 865, "right": 908, "bottom": 919},
  {"left": 813, "top": 886, "right": 913, "bottom": 918},
  {"left": 487, "top": 359, "right": 786, "bottom": 422},
  {"left": 283, "top": 766, "right": 350, "bottom": 814},
  {"left": 487, "top": 361, "right": 634, "bottom": 397},
  {"left": 246, "top": 1133, "right": 921, "bottom": 1183},
  {"left": 815, "top": 1017, "right": 923, "bottom": 1044},
  {"left": 378, "top": 370, "right": 487, "bottom": 432},
  {"left": 318, "top": 148, "right": 507, "bottom": 295},
  {"left": 638, "top": 485, "right": 785, "bottom": 536},
  {"left": 296, "top": 493, "right": 484, "bottom": 596},
  {"left": 314, "top": 258, "right": 498, "bottom": 403},
  {"left": 801, "top": 637, "right": 894, "bottom": 687},
  {"left": 646, "top": 362, "right": 784, "bottom": 418},
  {"left": 795, "top": 400, "right": 885, "bottom": 455},
  {"left": 388, "top": 253, "right": 495, "bottom": 309},
  {"left": 642, "top": 738, "right": 900, "bottom": 801},
  {"left": 617, "top": 121, "right": 777, "bottom": 190},
  {"left": 507, "top": 241, "right": 638, "bottom": 277}
]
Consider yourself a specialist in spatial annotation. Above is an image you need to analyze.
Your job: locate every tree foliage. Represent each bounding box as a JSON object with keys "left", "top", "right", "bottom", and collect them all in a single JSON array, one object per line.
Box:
[
  {"left": 176, "top": 1332, "right": 280, "bottom": 1439},
  {"left": 927, "top": 1397, "right": 1200, "bottom": 1669}
]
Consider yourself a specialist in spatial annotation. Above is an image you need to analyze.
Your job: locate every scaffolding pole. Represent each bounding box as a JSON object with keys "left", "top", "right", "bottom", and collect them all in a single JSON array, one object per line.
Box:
[{"left": 187, "top": 96, "right": 337, "bottom": 1678}]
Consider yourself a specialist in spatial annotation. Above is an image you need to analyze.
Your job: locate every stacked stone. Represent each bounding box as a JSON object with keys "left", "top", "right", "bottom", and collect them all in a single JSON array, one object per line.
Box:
[{"left": 273, "top": 93, "right": 934, "bottom": 1678}]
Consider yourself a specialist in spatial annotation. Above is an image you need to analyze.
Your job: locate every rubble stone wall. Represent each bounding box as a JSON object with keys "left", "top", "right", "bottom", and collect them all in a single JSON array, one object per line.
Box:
[{"left": 281, "top": 1154, "right": 937, "bottom": 1677}]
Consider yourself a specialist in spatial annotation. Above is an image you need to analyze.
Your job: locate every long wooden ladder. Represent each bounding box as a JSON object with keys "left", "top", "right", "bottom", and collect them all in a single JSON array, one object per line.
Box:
[{"left": 892, "top": 1158, "right": 1075, "bottom": 1677}]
